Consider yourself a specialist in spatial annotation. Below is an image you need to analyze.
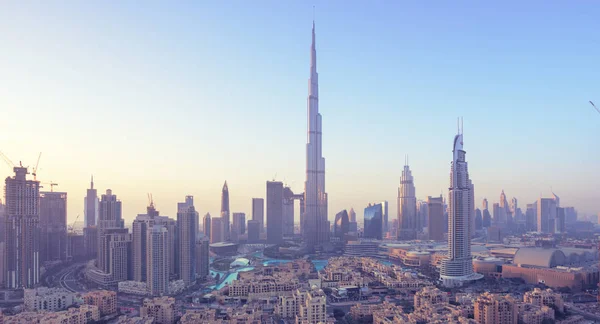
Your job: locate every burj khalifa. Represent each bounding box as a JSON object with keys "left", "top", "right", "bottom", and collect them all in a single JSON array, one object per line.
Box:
[{"left": 303, "top": 21, "right": 328, "bottom": 251}]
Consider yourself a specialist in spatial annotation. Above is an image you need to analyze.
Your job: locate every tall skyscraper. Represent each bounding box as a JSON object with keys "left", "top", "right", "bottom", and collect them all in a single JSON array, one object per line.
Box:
[
  {"left": 492, "top": 203, "right": 505, "bottom": 225},
  {"left": 267, "top": 181, "right": 284, "bottom": 244},
  {"left": 475, "top": 209, "right": 483, "bottom": 230},
  {"left": 99, "top": 228, "right": 131, "bottom": 284},
  {"left": 417, "top": 200, "right": 428, "bottom": 230},
  {"left": 252, "top": 198, "right": 264, "bottom": 233},
  {"left": 398, "top": 161, "right": 417, "bottom": 240},
  {"left": 97, "top": 190, "right": 123, "bottom": 272},
  {"left": 510, "top": 197, "right": 518, "bottom": 215},
  {"left": 482, "top": 198, "right": 489, "bottom": 211},
  {"left": 348, "top": 208, "right": 356, "bottom": 223},
  {"left": 177, "top": 197, "right": 197, "bottom": 287},
  {"left": 202, "top": 213, "right": 211, "bottom": 239},
  {"left": 381, "top": 201, "right": 389, "bottom": 234},
  {"left": 231, "top": 212, "right": 246, "bottom": 242},
  {"left": 39, "top": 191, "right": 67, "bottom": 262},
  {"left": 363, "top": 203, "right": 383, "bottom": 240},
  {"left": 526, "top": 203, "right": 537, "bottom": 231},
  {"left": 4, "top": 167, "right": 40, "bottom": 288},
  {"left": 427, "top": 196, "right": 444, "bottom": 241},
  {"left": 147, "top": 226, "right": 169, "bottom": 296},
  {"left": 439, "top": 127, "right": 482, "bottom": 287},
  {"left": 303, "top": 21, "right": 328, "bottom": 251},
  {"left": 333, "top": 210, "right": 349, "bottom": 239},
  {"left": 556, "top": 207, "right": 566, "bottom": 233},
  {"left": 220, "top": 181, "right": 230, "bottom": 241},
  {"left": 247, "top": 220, "right": 260, "bottom": 243},
  {"left": 499, "top": 190, "right": 508, "bottom": 211},
  {"left": 283, "top": 187, "right": 295, "bottom": 235},
  {"left": 195, "top": 238, "right": 209, "bottom": 280},
  {"left": 210, "top": 217, "right": 223, "bottom": 244},
  {"left": 84, "top": 176, "right": 98, "bottom": 227},
  {"left": 537, "top": 198, "right": 557, "bottom": 233}
]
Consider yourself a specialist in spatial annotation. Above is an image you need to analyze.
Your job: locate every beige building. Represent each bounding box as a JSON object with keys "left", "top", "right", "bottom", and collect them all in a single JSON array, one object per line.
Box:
[
  {"left": 414, "top": 286, "right": 448, "bottom": 309},
  {"left": 474, "top": 292, "right": 518, "bottom": 324},
  {"left": 147, "top": 226, "right": 169, "bottom": 296},
  {"left": 84, "top": 290, "right": 117, "bottom": 317},
  {"left": 3, "top": 305, "right": 100, "bottom": 324},
  {"left": 24, "top": 287, "right": 75, "bottom": 312},
  {"left": 518, "top": 303, "right": 555, "bottom": 324},
  {"left": 140, "top": 297, "right": 175, "bottom": 324},
  {"left": 275, "top": 288, "right": 327, "bottom": 324},
  {"left": 524, "top": 288, "right": 564, "bottom": 313}
]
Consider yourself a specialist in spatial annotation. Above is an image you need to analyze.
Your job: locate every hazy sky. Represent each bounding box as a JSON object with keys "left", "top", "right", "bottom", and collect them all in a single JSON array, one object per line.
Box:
[{"left": 1, "top": 1, "right": 599, "bottom": 226}]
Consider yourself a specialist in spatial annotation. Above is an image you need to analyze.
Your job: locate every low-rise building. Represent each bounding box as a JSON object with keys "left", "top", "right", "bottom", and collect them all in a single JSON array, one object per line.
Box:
[
  {"left": 518, "top": 303, "right": 554, "bottom": 324},
  {"left": 140, "top": 297, "right": 175, "bottom": 324},
  {"left": 24, "top": 287, "right": 75, "bottom": 312},
  {"left": 118, "top": 281, "right": 148, "bottom": 295},
  {"left": 83, "top": 290, "right": 117, "bottom": 317},
  {"left": 117, "top": 316, "right": 155, "bottom": 324},
  {"left": 523, "top": 288, "right": 564, "bottom": 313},
  {"left": 414, "top": 286, "right": 448, "bottom": 309},
  {"left": 3, "top": 305, "right": 100, "bottom": 324},
  {"left": 474, "top": 292, "right": 518, "bottom": 324}
]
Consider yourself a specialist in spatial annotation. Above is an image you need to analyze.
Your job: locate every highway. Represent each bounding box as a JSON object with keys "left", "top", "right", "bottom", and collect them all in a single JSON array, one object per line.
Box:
[{"left": 49, "top": 262, "right": 86, "bottom": 293}]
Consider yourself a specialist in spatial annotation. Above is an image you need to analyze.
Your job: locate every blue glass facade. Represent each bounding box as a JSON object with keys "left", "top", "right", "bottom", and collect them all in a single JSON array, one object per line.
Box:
[{"left": 363, "top": 203, "right": 383, "bottom": 240}]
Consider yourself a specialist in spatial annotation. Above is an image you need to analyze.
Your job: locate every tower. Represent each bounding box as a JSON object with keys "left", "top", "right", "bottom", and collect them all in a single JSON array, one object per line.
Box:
[
  {"left": 203, "top": 213, "right": 211, "bottom": 239},
  {"left": 147, "top": 226, "right": 169, "bottom": 296},
  {"left": 252, "top": 198, "right": 265, "bottom": 233},
  {"left": 439, "top": 124, "right": 482, "bottom": 287},
  {"left": 303, "top": 21, "right": 328, "bottom": 251},
  {"left": 398, "top": 160, "right": 417, "bottom": 240},
  {"left": 177, "top": 198, "right": 198, "bottom": 287},
  {"left": 39, "top": 191, "right": 68, "bottom": 262},
  {"left": 97, "top": 189, "right": 123, "bottom": 273},
  {"left": 84, "top": 176, "right": 98, "bottom": 227},
  {"left": 267, "top": 181, "right": 284, "bottom": 244},
  {"left": 221, "top": 181, "right": 230, "bottom": 241}
]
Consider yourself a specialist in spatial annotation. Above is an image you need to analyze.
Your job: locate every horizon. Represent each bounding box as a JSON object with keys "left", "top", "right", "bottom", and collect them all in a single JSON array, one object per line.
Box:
[{"left": 1, "top": 1, "right": 599, "bottom": 225}]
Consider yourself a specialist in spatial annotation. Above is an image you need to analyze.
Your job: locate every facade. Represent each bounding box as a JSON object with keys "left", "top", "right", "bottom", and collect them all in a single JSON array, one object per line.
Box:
[
  {"left": 475, "top": 208, "right": 483, "bottom": 230},
  {"left": 4, "top": 166, "right": 40, "bottom": 288},
  {"left": 210, "top": 217, "right": 223, "bottom": 244},
  {"left": 220, "top": 181, "right": 230, "bottom": 241},
  {"left": 397, "top": 162, "right": 417, "bottom": 240},
  {"left": 524, "top": 288, "right": 564, "bottom": 313},
  {"left": 417, "top": 200, "right": 428, "bottom": 232},
  {"left": 202, "top": 213, "right": 211, "bottom": 239},
  {"left": 39, "top": 191, "right": 68, "bottom": 262},
  {"left": 363, "top": 203, "right": 383, "bottom": 240},
  {"left": 381, "top": 200, "right": 389, "bottom": 234},
  {"left": 195, "top": 238, "right": 209, "bottom": 280},
  {"left": 84, "top": 226, "right": 98, "bottom": 258},
  {"left": 427, "top": 195, "right": 445, "bottom": 241},
  {"left": 24, "top": 287, "right": 75, "bottom": 311},
  {"left": 334, "top": 210, "right": 349, "bottom": 239},
  {"left": 493, "top": 203, "right": 505, "bottom": 225},
  {"left": 177, "top": 199, "right": 197, "bottom": 287},
  {"left": 414, "top": 287, "right": 449, "bottom": 309},
  {"left": 247, "top": 220, "right": 260, "bottom": 243},
  {"left": 275, "top": 288, "right": 327, "bottom": 324},
  {"left": 537, "top": 198, "right": 557, "bottom": 233},
  {"left": 99, "top": 228, "right": 131, "bottom": 284},
  {"left": 303, "top": 21, "right": 329, "bottom": 252},
  {"left": 231, "top": 212, "right": 246, "bottom": 242},
  {"left": 266, "top": 181, "right": 284, "bottom": 244},
  {"left": 349, "top": 207, "right": 356, "bottom": 223},
  {"left": 474, "top": 292, "right": 518, "bottom": 324},
  {"left": 439, "top": 128, "right": 482, "bottom": 287},
  {"left": 147, "top": 226, "right": 169, "bottom": 296},
  {"left": 84, "top": 290, "right": 117, "bottom": 317},
  {"left": 283, "top": 187, "right": 295, "bottom": 235},
  {"left": 97, "top": 189, "right": 124, "bottom": 275},
  {"left": 67, "top": 232, "right": 86, "bottom": 260},
  {"left": 140, "top": 297, "right": 176, "bottom": 324},
  {"left": 556, "top": 207, "right": 565, "bottom": 233},
  {"left": 252, "top": 198, "right": 264, "bottom": 233},
  {"left": 84, "top": 176, "right": 98, "bottom": 227}
]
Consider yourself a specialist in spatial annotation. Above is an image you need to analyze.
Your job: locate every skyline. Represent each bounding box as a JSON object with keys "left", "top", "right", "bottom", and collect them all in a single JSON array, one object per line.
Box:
[{"left": 2, "top": 2, "right": 600, "bottom": 225}]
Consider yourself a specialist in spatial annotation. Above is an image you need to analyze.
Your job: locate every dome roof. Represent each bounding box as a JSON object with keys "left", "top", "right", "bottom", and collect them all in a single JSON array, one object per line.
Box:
[{"left": 513, "top": 248, "right": 566, "bottom": 268}]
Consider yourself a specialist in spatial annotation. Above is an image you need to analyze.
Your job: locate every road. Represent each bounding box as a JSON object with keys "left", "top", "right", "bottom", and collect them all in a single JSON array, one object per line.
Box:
[{"left": 49, "top": 262, "right": 86, "bottom": 293}]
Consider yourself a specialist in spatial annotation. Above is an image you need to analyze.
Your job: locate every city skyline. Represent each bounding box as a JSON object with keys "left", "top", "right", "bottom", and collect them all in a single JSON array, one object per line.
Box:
[{"left": 1, "top": 2, "right": 600, "bottom": 225}]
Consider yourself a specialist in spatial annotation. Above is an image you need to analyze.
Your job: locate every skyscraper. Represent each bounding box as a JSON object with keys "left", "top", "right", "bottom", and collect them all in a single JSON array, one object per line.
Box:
[
  {"left": 439, "top": 127, "right": 482, "bottom": 287},
  {"left": 84, "top": 176, "right": 98, "bottom": 227},
  {"left": 363, "top": 203, "right": 383, "bottom": 240},
  {"left": 252, "top": 198, "right": 264, "bottom": 233},
  {"left": 381, "top": 201, "right": 389, "bottom": 234},
  {"left": 417, "top": 200, "right": 428, "bottom": 231},
  {"left": 177, "top": 198, "right": 197, "bottom": 287},
  {"left": 39, "top": 191, "right": 67, "bottom": 262},
  {"left": 4, "top": 166, "right": 40, "bottom": 288},
  {"left": 475, "top": 209, "right": 483, "bottom": 230},
  {"left": 97, "top": 190, "right": 123, "bottom": 272},
  {"left": 247, "top": 220, "right": 260, "bottom": 243},
  {"left": 221, "top": 181, "right": 230, "bottom": 241},
  {"left": 231, "top": 212, "right": 246, "bottom": 242},
  {"left": 427, "top": 196, "right": 444, "bottom": 241},
  {"left": 333, "top": 210, "right": 349, "bottom": 239},
  {"left": 195, "top": 238, "right": 209, "bottom": 280},
  {"left": 202, "top": 213, "right": 211, "bottom": 239},
  {"left": 398, "top": 161, "right": 417, "bottom": 240},
  {"left": 210, "top": 217, "right": 223, "bottom": 244},
  {"left": 348, "top": 208, "right": 356, "bottom": 223},
  {"left": 267, "top": 181, "right": 283, "bottom": 244},
  {"left": 147, "top": 226, "right": 169, "bottom": 296},
  {"left": 283, "top": 187, "right": 295, "bottom": 235},
  {"left": 537, "top": 198, "right": 557, "bottom": 233},
  {"left": 303, "top": 21, "right": 328, "bottom": 251}
]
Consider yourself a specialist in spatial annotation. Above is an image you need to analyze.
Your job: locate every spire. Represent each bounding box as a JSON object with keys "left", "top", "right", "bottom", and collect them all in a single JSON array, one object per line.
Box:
[
  {"left": 91, "top": 175, "right": 94, "bottom": 189},
  {"left": 223, "top": 180, "right": 228, "bottom": 191},
  {"left": 310, "top": 20, "right": 317, "bottom": 74}
]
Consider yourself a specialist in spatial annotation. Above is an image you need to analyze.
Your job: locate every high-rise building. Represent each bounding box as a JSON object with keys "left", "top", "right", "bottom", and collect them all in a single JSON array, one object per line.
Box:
[
  {"left": 397, "top": 162, "right": 417, "bottom": 240},
  {"left": 510, "top": 197, "right": 518, "bottom": 215},
  {"left": 493, "top": 203, "right": 505, "bottom": 225},
  {"left": 475, "top": 208, "right": 483, "bottom": 230},
  {"left": 474, "top": 292, "right": 518, "bottom": 324},
  {"left": 147, "top": 226, "right": 169, "bottom": 296},
  {"left": 537, "top": 198, "right": 557, "bottom": 233},
  {"left": 252, "top": 198, "right": 264, "bottom": 233},
  {"left": 202, "top": 213, "right": 211, "bottom": 239},
  {"left": 380, "top": 201, "right": 389, "bottom": 234},
  {"left": 196, "top": 238, "right": 209, "bottom": 281},
  {"left": 439, "top": 127, "right": 482, "bottom": 287},
  {"left": 97, "top": 228, "right": 131, "bottom": 283},
  {"left": 283, "top": 187, "right": 295, "bottom": 236},
  {"left": 555, "top": 207, "right": 565, "bottom": 233},
  {"left": 349, "top": 208, "right": 356, "bottom": 223},
  {"left": 363, "top": 203, "right": 383, "bottom": 240},
  {"left": 210, "top": 217, "right": 223, "bottom": 244},
  {"left": 4, "top": 167, "right": 40, "bottom": 288},
  {"left": 333, "top": 210, "right": 349, "bottom": 239},
  {"left": 221, "top": 181, "right": 230, "bottom": 241},
  {"left": 552, "top": 191, "right": 560, "bottom": 208},
  {"left": 482, "top": 209, "right": 492, "bottom": 228},
  {"left": 526, "top": 203, "right": 537, "bottom": 232},
  {"left": 303, "top": 21, "right": 328, "bottom": 251},
  {"left": 565, "top": 207, "right": 577, "bottom": 224},
  {"left": 482, "top": 198, "right": 489, "bottom": 211},
  {"left": 97, "top": 190, "right": 123, "bottom": 274},
  {"left": 247, "top": 220, "right": 260, "bottom": 243},
  {"left": 84, "top": 226, "right": 98, "bottom": 258},
  {"left": 427, "top": 196, "right": 444, "bottom": 241},
  {"left": 267, "top": 181, "right": 284, "bottom": 244},
  {"left": 417, "top": 200, "right": 428, "bottom": 231},
  {"left": 39, "top": 191, "right": 67, "bottom": 262},
  {"left": 177, "top": 198, "right": 197, "bottom": 287},
  {"left": 231, "top": 212, "right": 246, "bottom": 242},
  {"left": 84, "top": 176, "right": 98, "bottom": 227},
  {"left": 499, "top": 190, "right": 509, "bottom": 212}
]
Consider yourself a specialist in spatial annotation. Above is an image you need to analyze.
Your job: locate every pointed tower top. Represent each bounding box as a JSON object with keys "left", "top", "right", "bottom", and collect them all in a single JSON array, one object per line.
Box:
[
  {"left": 91, "top": 175, "right": 94, "bottom": 189},
  {"left": 223, "top": 181, "right": 228, "bottom": 191},
  {"left": 310, "top": 19, "right": 317, "bottom": 74}
]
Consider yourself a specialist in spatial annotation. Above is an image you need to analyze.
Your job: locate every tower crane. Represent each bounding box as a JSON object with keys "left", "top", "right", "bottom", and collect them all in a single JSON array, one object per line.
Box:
[
  {"left": 0, "top": 151, "right": 15, "bottom": 169},
  {"left": 41, "top": 182, "right": 59, "bottom": 192},
  {"left": 32, "top": 152, "right": 42, "bottom": 181},
  {"left": 590, "top": 101, "right": 600, "bottom": 115},
  {"left": 68, "top": 214, "right": 80, "bottom": 233}
]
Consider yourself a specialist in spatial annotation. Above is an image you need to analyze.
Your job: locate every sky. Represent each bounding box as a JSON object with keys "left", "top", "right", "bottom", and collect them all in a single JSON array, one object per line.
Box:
[{"left": 1, "top": 1, "right": 599, "bottom": 226}]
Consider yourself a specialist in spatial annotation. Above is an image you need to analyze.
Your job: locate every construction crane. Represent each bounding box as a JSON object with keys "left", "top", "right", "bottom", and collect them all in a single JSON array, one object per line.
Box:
[
  {"left": 590, "top": 101, "right": 600, "bottom": 115},
  {"left": 68, "top": 214, "right": 80, "bottom": 233},
  {"left": 0, "top": 151, "right": 15, "bottom": 169},
  {"left": 32, "top": 152, "right": 42, "bottom": 181},
  {"left": 41, "top": 182, "right": 59, "bottom": 192}
]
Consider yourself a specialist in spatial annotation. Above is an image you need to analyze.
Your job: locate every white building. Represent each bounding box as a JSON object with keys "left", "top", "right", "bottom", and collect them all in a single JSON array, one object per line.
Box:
[
  {"left": 398, "top": 160, "right": 417, "bottom": 240},
  {"left": 24, "top": 287, "right": 75, "bottom": 311}
]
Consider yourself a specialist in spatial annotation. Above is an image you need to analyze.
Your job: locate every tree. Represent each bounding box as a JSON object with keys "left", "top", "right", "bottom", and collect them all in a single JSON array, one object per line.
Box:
[{"left": 333, "top": 308, "right": 345, "bottom": 319}]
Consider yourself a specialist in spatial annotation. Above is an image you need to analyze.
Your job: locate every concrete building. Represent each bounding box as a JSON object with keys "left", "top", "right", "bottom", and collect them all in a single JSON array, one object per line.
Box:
[
  {"left": 282, "top": 187, "right": 295, "bottom": 236},
  {"left": 397, "top": 161, "right": 417, "bottom": 240},
  {"left": 414, "top": 287, "right": 449, "bottom": 309},
  {"left": 417, "top": 200, "right": 428, "bottom": 232},
  {"left": 537, "top": 198, "right": 557, "bottom": 233},
  {"left": 24, "top": 287, "right": 75, "bottom": 311},
  {"left": 83, "top": 290, "right": 117, "bottom": 317},
  {"left": 275, "top": 287, "right": 327, "bottom": 324},
  {"left": 381, "top": 200, "right": 389, "bottom": 234},
  {"left": 349, "top": 208, "right": 356, "bottom": 223},
  {"left": 247, "top": 220, "right": 260, "bottom": 243},
  {"left": 140, "top": 296, "right": 176, "bottom": 324},
  {"left": 67, "top": 232, "right": 86, "bottom": 261},
  {"left": 4, "top": 166, "right": 40, "bottom": 288},
  {"left": 195, "top": 238, "right": 209, "bottom": 280},
  {"left": 96, "top": 228, "right": 131, "bottom": 285},
  {"left": 84, "top": 176, "right": 98, "bottom": 227},
  {"left": 303, "top": 22, "right": 329, "bottom": 252},
  {"left": 266, "top": 181, "right": 284, "bottom": 244},
  {"left": 177, "top": 198, "right": 197, "bottom": 287},
  {"left": 220, "top": 181, "right": 230, "bottom": 241},
  {"left": 84, "top": 226, "right": 98, "bottom": 259},
  {"left": 363, "top": 203, "right": 383, "bottom": 240},
  {"left": 147, "top": 226, "right": 169, "bottom": 296},
  {"left": 210, "top": 217, "right": 223, "bottom": 244},
  {"left": 252, "top": 198, "right": 264, "bottom": 233},
  {"left": 474, "top": 292, "right": 518, "bottom": 324},
  {"left": 524, "top": 288, "right": 564, "bottom": 313},
  {"left": 334, "top": 210, "right": 349, "bottom": 239},
  {"left": 427, "top": 195, "right": 445, "bottom": 241},
  {"left": 439, "top": 128, "right": 482, "bottom": 287},
  {"left": 556, "top": 207, "right": 566, "bottom": 233},
  {"left": 97, "top": 189, "right": 124, "bottom": 275},
  {"left": 39, "top": 191, "right": 68, "bottom": 263},
  {"left": 231, "top": 212, "right": 246, "bottom": 242},
  {"left": 202, "top": 213, "right": 211, "bottom": 239}
]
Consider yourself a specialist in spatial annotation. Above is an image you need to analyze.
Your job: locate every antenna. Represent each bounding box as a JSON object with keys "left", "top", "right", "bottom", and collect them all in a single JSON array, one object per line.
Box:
[
  {"left": 461, "top": 117, "right": 464, "bottom": 135},
  {"left": 313, "top": 5, "right": 315, "bottom": 22}
]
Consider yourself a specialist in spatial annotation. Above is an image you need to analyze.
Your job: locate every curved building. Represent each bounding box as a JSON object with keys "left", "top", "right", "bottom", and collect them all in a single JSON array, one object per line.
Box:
[
  {"left": 334, "top": 210, "right": 349, "bottom": 239},
  {"left": 439, "top": 127, "right": 482, "bottom": 287}
]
